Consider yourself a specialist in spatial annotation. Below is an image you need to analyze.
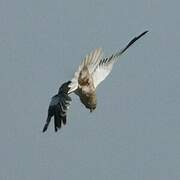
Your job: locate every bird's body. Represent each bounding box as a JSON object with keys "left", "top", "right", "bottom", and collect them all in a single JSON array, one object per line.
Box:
[
  {"left": 43, "top": 31, "right": 148, "bottom": 132},
  {"left": 76, "top": 65, "right": 97, "bottom": 111}
]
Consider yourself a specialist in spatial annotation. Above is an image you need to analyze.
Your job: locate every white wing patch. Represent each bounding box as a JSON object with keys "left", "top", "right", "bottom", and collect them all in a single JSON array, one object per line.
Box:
[
  {"left": 68, "top": 48, "right": 103, "bottom": 93},
  {"left": 92, "top": 51, "right": 122, "bottom": 88}
]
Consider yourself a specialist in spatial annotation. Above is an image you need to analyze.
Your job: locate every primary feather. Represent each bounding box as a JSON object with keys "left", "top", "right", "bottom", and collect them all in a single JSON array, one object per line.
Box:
[{"left": 92, "top": 31, "right": 148, "bottom": 88}]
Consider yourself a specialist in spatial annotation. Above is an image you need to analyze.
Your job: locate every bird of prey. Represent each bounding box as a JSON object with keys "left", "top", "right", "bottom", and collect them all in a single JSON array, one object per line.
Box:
[{"left": 43, "top": 31, "right": 148, "bottom": 132}]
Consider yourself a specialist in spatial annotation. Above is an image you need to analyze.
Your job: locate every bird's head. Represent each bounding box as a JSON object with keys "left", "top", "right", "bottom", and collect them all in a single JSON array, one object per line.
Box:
[
  {"left": 58, "top": 81, "right": 71, "bottom": 94},
  {"left": 89, "top": 106, "right": 96, "bottom": 112},
  {"left": 86, "top": 98, "right": 97, "bottom": 112}
]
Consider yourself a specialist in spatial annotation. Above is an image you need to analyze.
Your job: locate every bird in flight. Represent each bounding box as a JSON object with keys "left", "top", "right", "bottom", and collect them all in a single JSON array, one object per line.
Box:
[{"left": 43, "top": 31, "right": 148, "bottom": 132}]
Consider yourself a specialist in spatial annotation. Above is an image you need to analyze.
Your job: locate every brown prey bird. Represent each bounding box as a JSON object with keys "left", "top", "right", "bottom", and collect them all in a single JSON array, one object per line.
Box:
[{"left": 43, "top": 31, "right": 148, "bottom": 132}]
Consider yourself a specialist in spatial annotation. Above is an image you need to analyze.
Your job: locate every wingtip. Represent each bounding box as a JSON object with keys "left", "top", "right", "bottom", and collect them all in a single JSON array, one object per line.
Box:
[
  {"left": 42, "top": 125, "right": 48, "bottom": 133},
  {"left": 142, "top": 30, "right": 149, "bottom": 35},
  {"left": 134, "top": 30, "right": 149, "bottom": 42},
  {"left": 139, "top": 30, "right": 149, "bottom": 37}
]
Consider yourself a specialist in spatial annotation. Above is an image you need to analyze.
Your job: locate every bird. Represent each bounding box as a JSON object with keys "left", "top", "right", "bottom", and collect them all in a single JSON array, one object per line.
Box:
[{"left": 42, "top": 31, "right": 148, "bottom": 132}]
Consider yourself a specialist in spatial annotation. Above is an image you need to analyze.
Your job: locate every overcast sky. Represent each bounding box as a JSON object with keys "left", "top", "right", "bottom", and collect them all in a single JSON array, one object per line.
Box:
[{"left": 0, "top": 0, "right": 180, "bottom": 179}]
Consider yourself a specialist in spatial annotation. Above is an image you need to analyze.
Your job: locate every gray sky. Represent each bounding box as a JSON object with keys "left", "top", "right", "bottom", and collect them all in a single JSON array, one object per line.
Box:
[{"left": 0, "top": 0, "right": 180, "bottom": 179}]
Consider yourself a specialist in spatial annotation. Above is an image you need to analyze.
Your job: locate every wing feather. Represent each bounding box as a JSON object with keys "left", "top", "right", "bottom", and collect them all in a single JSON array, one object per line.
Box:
[
  {"left": 92, "top": 31, "right": 148, "bottom": 88},
  {"left": 68, "top": 48, "right": 103, "bottom": 93},
  {"left": 42, "top": 81, "right": 72, "bottom": 132}
]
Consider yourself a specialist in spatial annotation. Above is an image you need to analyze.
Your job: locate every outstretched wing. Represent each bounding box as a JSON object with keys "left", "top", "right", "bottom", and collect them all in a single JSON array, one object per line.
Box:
[
  {"left": 68, "top": 48, "right": 103, "bottom": 93},
  {"left": 43, "top": 81, "right": 72, "bottom": 132},
  {"left": 92, "top": 31, "right": 148, "bottom": 88}
]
